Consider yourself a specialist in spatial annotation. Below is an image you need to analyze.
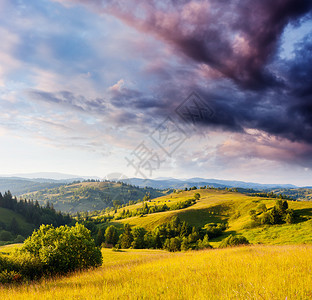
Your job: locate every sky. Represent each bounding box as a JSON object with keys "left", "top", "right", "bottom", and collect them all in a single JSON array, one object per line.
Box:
[{"left": 0, "top": 0, "right": 312, "bottom": 186}]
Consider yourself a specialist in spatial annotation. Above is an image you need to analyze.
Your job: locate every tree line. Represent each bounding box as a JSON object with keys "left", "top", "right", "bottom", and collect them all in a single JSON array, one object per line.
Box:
[
  {"left": 93, "top": 217, "right": 228, "bottom": 252},
  {"left": 249, "top": 200, "right": 296, "bottom": 226},
  {"left": 0, "top": 191, "right": 73, "bottom": 239}
]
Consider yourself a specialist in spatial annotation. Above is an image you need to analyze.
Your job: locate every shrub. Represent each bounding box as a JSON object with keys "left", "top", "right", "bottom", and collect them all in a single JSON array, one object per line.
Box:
[
  {"left": 164, "top": 237, "right": 181, "bottom": 252},
  {"left": 14, "top": 235, "right": 25, "bottom": 243},
  {"left": 0, "top": 230, "right": 13, "bottom": 241},
  {"left": 20, "top": 223, "right": 102, "bottom": 275},
  {"left": 197, "top": 235, "right": 212, "bottom": 250},
  {"left": 203, "top": 223, "right": 227, "bottom": 239},
  {"left": 10, "top": 251, "right": 44, "bottom": 280},
  {"left": 0, "top": 254, "right": 14, "bottom": 272},
  {"left": 0, "top": 270, "right": 21, "bottom": 284},
  {"left": 219, "top": 235, "right": 249, "bottom": 248}
]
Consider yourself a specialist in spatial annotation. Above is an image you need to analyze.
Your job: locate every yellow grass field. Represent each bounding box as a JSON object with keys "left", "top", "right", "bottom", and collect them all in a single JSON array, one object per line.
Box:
[{"left": 1, "top": 245, "right": 312, "bottom": 299}]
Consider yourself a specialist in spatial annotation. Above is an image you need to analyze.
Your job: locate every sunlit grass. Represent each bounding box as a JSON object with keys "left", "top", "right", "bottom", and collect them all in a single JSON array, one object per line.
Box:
[
  {"left": 109, "top": 189, "right": 312, "bottom": 247},
  {"left": 1, "top": 246, "right": 312, "bottom": 299},
  {"left": 114, "top": 190, "right": 275, "bottom": 229}
]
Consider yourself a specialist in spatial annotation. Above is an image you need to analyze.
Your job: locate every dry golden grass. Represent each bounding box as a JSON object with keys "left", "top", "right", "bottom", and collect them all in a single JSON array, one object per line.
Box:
[{"left": 2, "top": 245, "right": 312, "bottom": 299}]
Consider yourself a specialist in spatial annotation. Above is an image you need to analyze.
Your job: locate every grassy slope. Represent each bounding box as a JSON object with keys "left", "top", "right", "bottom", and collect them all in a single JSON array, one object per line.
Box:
[
  {"left": 109, "top": 189, "right": 312, "bottom": 246},
  {"left": 1, "top": 246, "right": 312, "bottom": 299},
  {"left": 0, "top": 207, "right": 34, "bottom": 235}
]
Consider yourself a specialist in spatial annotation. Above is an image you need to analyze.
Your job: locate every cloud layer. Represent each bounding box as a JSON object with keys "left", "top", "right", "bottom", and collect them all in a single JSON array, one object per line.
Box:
[{"left": 0, "top": 0, "right": 312, "bottom": 183}]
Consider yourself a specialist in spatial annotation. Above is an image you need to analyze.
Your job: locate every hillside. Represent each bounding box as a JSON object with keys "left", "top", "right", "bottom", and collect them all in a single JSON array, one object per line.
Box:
[
  {"left": 1, "top": 245, "right": 312, "bottom": 299},
  {"left": 106, "top": 189, "right": 312, "bottom": 246},
  {"left": 0, "top": 191, "right": 73, "bottom": 245},
  {"left": 23, "top": 181, "right": 171, "bottom": 213},
  {"left": 0, "top": 207, "right": 34, "bottom": 245},
  {"left": 0, "top": 177, "right": 67, "bottom": 196},
  {"left": 270, "top": 187, "right": 312, "bottom": 201}
]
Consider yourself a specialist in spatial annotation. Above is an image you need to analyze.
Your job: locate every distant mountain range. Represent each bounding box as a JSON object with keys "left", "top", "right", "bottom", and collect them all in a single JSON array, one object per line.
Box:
[
  {"left": 125, "top": 177, "right": 298, "bottom": 190},
  {"left": 2, "top": 172, "right": 99, "bottom": 181},
  {"left": 0, "top": 172, "right": 300, "bottom": 195}
]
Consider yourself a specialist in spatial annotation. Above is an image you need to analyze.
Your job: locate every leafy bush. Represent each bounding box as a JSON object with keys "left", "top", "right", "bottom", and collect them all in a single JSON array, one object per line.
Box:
[
  {"left": 0, "top": 230, "right": 13, "bottom": 241},
  {"left": 219, "top": 235, "right": 249, "bottom": 248},
  {"left": 203, "top": 223, "right": 227, "bottom": 239},
  {"left": 1, "top": 223, "right": 103, "bottom": 283},
  {"left": 20, "top": 223, "right": 102, "bottom": 275},
  {"left": 0, "top": 270, "right": 21, "bottom": 284},
  {"left": 250, "top": 200, "right": 297, "bottom": 226},
  {"left": 0, "top": 254, "right": 14, "bottom": 272},
  {"left": 164, "top": 237, "right": 181, "bottom": 252},
  {"left": 9, "top": 252, "right": 44, "bottom": 280},
  {"left": 14, "top": 235, "right": 25, "bottom": 243}
]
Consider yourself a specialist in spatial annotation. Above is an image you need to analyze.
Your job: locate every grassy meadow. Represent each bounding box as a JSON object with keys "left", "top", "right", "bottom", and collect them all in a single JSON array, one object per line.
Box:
[
  {"left": 108, "top": 189, "right": 312, "bottom": 246},
  {"left": 1, "top": 245, "right": 312, "bottom": 299}
]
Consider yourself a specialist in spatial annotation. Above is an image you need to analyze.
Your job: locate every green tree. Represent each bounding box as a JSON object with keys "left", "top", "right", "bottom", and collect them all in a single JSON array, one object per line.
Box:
[
  {"left": 285, "top": 209, "right": 295, "bottom": 224},
  {"left": 105, "top": 225, "right": 118, "bottom": 246},
  {"left": 282, "top": 200, "right": 289, "bottom": 211},
  {"left": 181, "top": 237, "right": 190, "bottom": 251},
  {"left": 194, "top": 193, "right": 200, "bottom": 200},
  {"left": 96, "top": 228, "right": 105, "bottom": 246},
  {"left": 269, "top": 206, "right": 282, "bottom": 224},
  {"left": 164, "top": 237, "right": 181, "bottom": 252},
  {"left": 132, "top": 227, "right": 147, "bottom": 249},
  {"left": 119, "top": 224, "right": 133, "bottom": 249},
  {"left": 219, "top": 235, "right": 249, "bottom": 248},
  {"left": 9, "top": 217, "right": 20, "bottom": 235}
]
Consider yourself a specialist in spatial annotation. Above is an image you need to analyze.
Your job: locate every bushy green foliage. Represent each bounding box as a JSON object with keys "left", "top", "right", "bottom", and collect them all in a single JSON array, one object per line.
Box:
[
  {"left": 117, "top": 217, "right": 221, "bottom": 251},
  {"left": 0, "top": 270, "right": 21, "bottom": 284},
  {"left": 21, "top": 223, "right": 102, "bottom": 275},
  {"left": 132, "top": 227, "right": 147, "bottom": 249},
  {"left": 164, "top": 237, "right": 181, "bottom": 252},
  {"left": 119, "top": 224, "right": 133, "bottom": 249},
  {"left": 0, "top": 251, "right": 43, "bottom": 282},
  {"left": 104, "top": 225, "right": 119, "bottom": 246},
  {"left": 9, "top": 251, "right": 44, "bottom": 280},
  {"left": 0, "top": 223, "right": 103, "bottom": 283},
  {"left": 249, "top": 200, "right": 297, "bottom": 227},
  {"left": 115, "top": 198, "right": 197, "bottom": 220},
  {"left": 203, "top": 223, "right": 228, "bottom": 239},
  {"left": 219, "top": 235, "right": 249, "bottom": 248},
  {"left": 0, "top": 230, "right": 13, "bottom": 241},
  {"left": 13, "top": 235, "right": 25, "bottom": 243}
]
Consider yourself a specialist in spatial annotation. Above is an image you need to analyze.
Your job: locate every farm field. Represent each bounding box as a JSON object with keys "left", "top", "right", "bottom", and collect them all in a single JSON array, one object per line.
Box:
[{"left": 1, "top": 245, "right": 312, "bottom": 299}]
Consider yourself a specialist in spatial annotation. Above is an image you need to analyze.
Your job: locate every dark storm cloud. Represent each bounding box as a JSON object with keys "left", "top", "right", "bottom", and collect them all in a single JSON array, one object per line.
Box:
[
  {"left": 97, "top": 0, "right": 312, "bottom": 89},
  {"left": 54, "top": 0, "right": 312, "bottom": 146}
]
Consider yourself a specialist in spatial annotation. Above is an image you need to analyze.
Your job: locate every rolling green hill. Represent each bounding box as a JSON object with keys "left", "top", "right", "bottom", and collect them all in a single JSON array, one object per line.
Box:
[
  {"left": 104, "top": 189, "right": 312, "bottom": 246},
  {"left": 270, "top": 187, "right": 312, "bottom": 201},
  {"left": 23, "top": 181, "right": 171, "bottom": 213},
  {"left": 0, "top": 207, "right": 35, "bottom": 245}
]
